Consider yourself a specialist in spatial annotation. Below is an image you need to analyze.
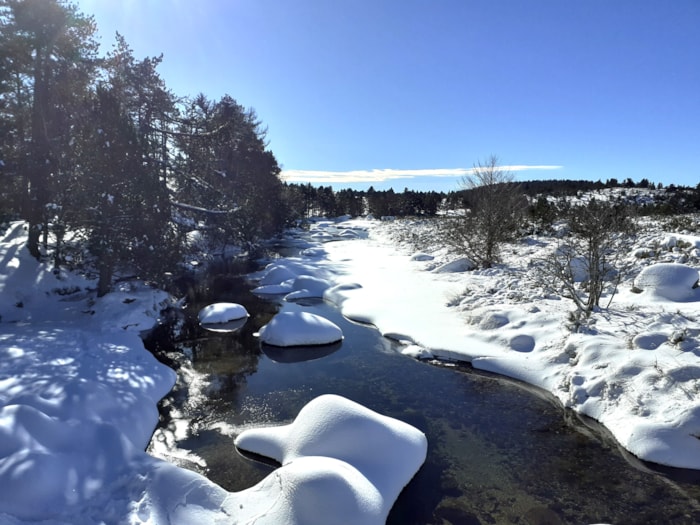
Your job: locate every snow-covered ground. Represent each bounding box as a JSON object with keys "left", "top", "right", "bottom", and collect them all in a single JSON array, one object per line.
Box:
[
  {"left": 254, "top": 215, "right": 700, "bottom": 471},
  {"left": 2, "top": 212, "right": 699, "bottom": 523},
  {"left": 0, "top": 221, "right": 427, "bottom": 524}
]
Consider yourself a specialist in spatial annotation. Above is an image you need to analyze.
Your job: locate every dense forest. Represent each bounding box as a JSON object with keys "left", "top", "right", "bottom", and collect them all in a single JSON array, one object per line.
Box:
[
  {"left": 1, "top": 0, "right": 699, "bottom": 296},
  {"left": 0, "top": 0, "right": 289, "bottom": 294}
]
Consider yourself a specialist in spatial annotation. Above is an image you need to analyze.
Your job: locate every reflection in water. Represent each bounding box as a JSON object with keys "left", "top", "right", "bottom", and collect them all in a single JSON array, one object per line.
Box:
[
  {"left": 146, "top": 271, "right": 700, "bottom": 525},
  {"left": 261, "top": 341, "right": 343, "bottom": 363},
  {"left": 200, "top": 316, "right": 249, "bottom": 333}
]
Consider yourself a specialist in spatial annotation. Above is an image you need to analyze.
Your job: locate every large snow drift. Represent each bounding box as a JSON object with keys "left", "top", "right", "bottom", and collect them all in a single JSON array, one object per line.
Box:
[{"left": 633, "top": 262, "right": 700, "bottom": 301}]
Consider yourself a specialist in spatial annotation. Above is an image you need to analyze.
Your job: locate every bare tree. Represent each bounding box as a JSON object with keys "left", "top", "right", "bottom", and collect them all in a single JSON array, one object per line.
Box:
[
  {"left": 537, "top": 198, "right": 636, "bottom": 325},
  {"left": 442, "top": 155, "right": 526, "bottom": 268}
]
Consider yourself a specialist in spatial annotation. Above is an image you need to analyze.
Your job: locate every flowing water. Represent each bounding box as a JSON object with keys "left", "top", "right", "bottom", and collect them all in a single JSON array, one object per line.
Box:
[{"left": 146, "top": 262, "right": 700, "bottom": 525}]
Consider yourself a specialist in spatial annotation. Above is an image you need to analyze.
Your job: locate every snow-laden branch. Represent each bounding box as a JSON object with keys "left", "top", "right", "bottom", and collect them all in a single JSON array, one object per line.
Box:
[{"left": 170, "top": 200, "right": 239, "bottom": 215}]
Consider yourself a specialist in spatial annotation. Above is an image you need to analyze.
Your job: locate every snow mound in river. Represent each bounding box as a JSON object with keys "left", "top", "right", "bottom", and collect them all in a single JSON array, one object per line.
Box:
[
  {"left": 231, "top": 394, "right": 428, "bottom": 525},
  {"left": 258, "top": 311, "right": 343, "bottom": 346}
]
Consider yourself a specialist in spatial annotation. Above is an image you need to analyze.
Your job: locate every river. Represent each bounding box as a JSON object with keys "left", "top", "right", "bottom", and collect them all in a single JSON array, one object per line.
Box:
[{"left": 145, "top": 257, "right": 700, "bottom": 525}]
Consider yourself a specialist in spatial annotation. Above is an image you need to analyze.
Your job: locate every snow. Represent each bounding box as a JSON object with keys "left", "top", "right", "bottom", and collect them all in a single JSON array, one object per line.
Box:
[
  {"left": 251, "top": 260, "right": 333, "bottom": 300},
  {"left": 258, "top": 310, "right": 343, "bottom": 346},
  {"left": 432, "top": 256, "right": 476, "bottom": 273},
  {"left": 286, "top": 274, "right": 332, "bottom": 300},
  {"left": 256, "top": 216, "right": 700, "bottom": 471},
  {"left": 3, "top": 208, "right": 700, "bottom": 522},
  {"left": 633, "top": 262, "right": 700, "bottom": 301},
  {"left": 0, "top": 220, "right": 423, "bottom": 523},
  {"left": 231, "top": 394, "right": 428, "bottom": 525},
  {"left": 258, "top": 263, "right": 297, "bottom": 285},
  {"left": 197, "top": 302, "right": 249, "bottom": 324}
]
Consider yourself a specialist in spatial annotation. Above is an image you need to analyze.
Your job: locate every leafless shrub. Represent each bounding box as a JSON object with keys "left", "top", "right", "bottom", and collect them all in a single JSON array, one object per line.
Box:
[
  {"left": 440, "top": 155, "right": 527, "bottom": 268},
  {"left": 536, "top": 198, "right": 636, "bottom": 321}
]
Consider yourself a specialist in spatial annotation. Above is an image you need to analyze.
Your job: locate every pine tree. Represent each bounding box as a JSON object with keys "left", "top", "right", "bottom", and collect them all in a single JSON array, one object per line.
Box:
[
  {"left": 172, "top": 94, "right": 284, "bottom": 253},
  {"left": 1, "top": 0, "right": 98, "bottom": 258},
  {"left": 73, "top": 88, "right": 177, "bottom": 296}
]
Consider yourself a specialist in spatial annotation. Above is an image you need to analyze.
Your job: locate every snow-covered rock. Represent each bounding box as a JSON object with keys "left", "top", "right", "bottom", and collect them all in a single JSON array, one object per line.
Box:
[
  {"left": 197, "top": 302, "right": 249, "bottom": 324},
  {"left": 285, "top": 275, "right": 332, "bottom": 301},
  {"left": 633, "top": 263, "right": 699, "bottom": 301},
  {"left": 259, "top": 264, "right": 297, "bottom": 285},
  {"left": 660, "top": 235, "right": 677, "bottom": 250},
  {"left": 432, "top": 257, "right": 475, "bottom": 273},
  {"left": 258, "top": 311, "right": 343, "bottom": 346},
  {"left": 232, "top": 394, "right": 427, "bottom": 525}
]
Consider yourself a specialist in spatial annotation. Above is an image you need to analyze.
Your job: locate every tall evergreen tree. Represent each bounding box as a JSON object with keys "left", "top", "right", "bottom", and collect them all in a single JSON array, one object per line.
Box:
[
  {"left": 103, "top": 33, "right": 174, "bottom": 183},
  {"left": 73, "top": 87, "right": 177, "bottom": 296},
  {"left": 1, "top": 0, "right": 98, "bottom": 258},
  {"left": 172, "top": 94, "right": 284, "bottom": 252}
]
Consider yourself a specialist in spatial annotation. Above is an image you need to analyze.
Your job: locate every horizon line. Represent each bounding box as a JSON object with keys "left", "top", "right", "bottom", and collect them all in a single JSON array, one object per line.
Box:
[{"left": 280, "top": 165, "right": 564, "bottom": 185}]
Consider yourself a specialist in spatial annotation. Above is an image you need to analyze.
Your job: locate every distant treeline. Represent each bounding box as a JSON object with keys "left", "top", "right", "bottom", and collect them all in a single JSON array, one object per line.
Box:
[{"left": 285, "top": 178, "right": 700, "bottom": 220}]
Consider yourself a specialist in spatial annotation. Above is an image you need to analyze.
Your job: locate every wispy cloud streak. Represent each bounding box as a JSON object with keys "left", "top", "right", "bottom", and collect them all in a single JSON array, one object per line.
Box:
[{"left": 281, "top": 165, "right": 563, "bottom": 184}]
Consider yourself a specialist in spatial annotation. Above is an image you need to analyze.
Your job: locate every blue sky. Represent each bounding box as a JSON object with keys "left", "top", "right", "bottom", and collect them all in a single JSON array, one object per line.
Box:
[{"left": 76, "top": 0, "right": 699, "bottom": 192}]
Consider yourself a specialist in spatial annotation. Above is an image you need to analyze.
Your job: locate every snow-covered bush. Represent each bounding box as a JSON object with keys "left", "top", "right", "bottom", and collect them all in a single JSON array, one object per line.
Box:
[
  {"left": 632, "top": 263, "right": 699, "bottom": 301},
  {"left": 535, "top": 199, "right": 636, "bottom": 320}
]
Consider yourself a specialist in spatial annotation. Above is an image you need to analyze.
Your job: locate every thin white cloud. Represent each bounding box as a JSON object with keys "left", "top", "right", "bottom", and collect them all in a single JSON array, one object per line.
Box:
[{"left": 281, "top": 165, "right": 563, "bottom": 184}]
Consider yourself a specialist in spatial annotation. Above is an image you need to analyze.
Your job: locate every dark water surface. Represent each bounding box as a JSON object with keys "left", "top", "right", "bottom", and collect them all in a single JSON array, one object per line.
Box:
[{"left": 147, "top": 270, "right": 700, "bottom": 525}]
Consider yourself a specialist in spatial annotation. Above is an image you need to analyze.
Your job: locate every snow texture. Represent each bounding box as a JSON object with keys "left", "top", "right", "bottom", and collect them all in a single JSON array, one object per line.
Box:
[
  {"left": 197, "top": 302, "right": 249, "bottom": 324},
  {"left": 231, "top": 394, "right": 428, "bottom": 525},
  {"left": 0, "top": 221, "right": 424, "bottom": 524},
  {"left": 258, "top": 310, "right": 343, "bottom": 346}
]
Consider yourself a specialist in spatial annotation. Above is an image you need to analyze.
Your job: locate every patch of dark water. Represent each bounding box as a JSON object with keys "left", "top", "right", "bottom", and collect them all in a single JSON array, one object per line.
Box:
[{"left": 145, "top": 270, "right": 700, "bottom": 525}]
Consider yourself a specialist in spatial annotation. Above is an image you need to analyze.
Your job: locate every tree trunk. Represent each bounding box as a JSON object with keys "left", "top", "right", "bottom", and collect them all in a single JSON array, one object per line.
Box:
[
  {"left": 26, "top": 50, "right": 51, "bottom": 259},
  {"left": 97, "top": 262, "right": 113, "bottom": 297}
]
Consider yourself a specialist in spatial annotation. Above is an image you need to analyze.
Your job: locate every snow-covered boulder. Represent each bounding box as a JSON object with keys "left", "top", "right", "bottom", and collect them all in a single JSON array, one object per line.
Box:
[
  {"left": 432, "top": 257, "right": 475, "bottom": 273},
  {"left": 285, "top": 275, "right": 332, "bottom": 301},
  {"left": 311, "top": 231, "right": 336, "bottom": 242},
  {"left": 339, "top": 229, "right": 360, "bottom": 239},
  {"left": 660, "top": 235, "right": 677, "bottom": 250},
  {"left": 252, "top": 280, "right": 295, "bottom": 295},
  {"left": 198, "top": 302, "right": 249, "bottom": 324},
  {"left": 232, "top": 394, "right": 427, "bottom": 525},
  {"left": 631, "top": 247, "right": 654, "bottom": 259},
  {"left": 301, "top": 246, "right": 327, "bottom": 258},
  {"left": 410, "top": 252, "right": 434, "bottom": 262},
  {"left": 633, "top": 263, "right": 699, "bottom": 301},
  {"left": 259, "top": 265, "right": 297, "bottom": 285},
  {"left": 258, "top": 311, "right": 343, "bottom": 346}
]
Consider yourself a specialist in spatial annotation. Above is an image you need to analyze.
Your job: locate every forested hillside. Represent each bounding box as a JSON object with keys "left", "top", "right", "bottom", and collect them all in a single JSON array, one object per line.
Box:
[
  {"left": 2, "top": 0, "right": 699, "bottom": 296},
  {"left": 0, "top": 0, "right": 287, "bottom": 295}
]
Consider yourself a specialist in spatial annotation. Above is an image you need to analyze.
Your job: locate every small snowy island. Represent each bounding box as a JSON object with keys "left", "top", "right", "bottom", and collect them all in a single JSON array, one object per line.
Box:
[
  {"left": 197, "top": 302, "right": 249, "bottom": 324},
  {"left": 258, "top": 310, "right": 344, "bottom": 347},
  {"left": 230, "top": 394, "right": 427, "bottom": 525}
]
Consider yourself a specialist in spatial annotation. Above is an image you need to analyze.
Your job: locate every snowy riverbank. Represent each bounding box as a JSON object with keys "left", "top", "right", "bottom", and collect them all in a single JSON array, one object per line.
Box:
[
  {"left": 2, "top": 215, "right": 699, "bottom": 523},
  {"left": 0, "top": 220, "right": 426, "bottom": 524},
  {"left": 257, "top": 216, "right": 700, "bottom": 471}
]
